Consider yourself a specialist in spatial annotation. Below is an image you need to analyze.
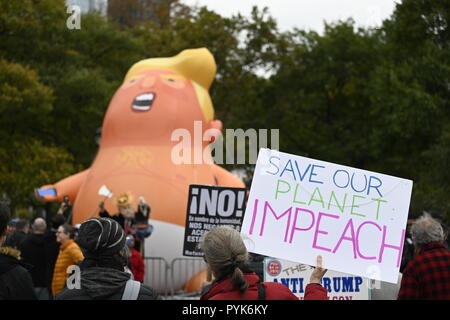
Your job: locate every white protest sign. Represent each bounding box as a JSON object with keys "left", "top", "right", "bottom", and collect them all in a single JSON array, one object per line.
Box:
[
  {"left": 241, "top": 148, "right": 413, "bottom": 283},
  {"left": 98, "top": 185, "right": 113, "bottom": 198},
  {"left": 263, "top": 258, "right": 370, "bottom": 300}
]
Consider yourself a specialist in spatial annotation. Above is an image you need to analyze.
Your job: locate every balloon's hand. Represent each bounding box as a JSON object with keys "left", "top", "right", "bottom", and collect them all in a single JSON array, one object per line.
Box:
[{"left": 35, "top": 186, "right": 58, "bottom": 202}]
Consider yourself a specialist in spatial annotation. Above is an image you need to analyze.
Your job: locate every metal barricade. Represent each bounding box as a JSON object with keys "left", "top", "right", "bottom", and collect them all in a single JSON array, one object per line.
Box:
[
  {"left": 170, "top": 257, "right": 207, "bottom": 296},
  {"left": 141, "top": 257, "right": 207, "bottom": 299},
  {"left": 143, "top": 256, "right": 170, "bottom": 296}
]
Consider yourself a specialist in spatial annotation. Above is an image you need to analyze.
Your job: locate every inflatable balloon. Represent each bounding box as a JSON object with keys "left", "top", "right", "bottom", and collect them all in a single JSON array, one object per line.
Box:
[{"left": 36, "top": 48, "right": 245, "bottom": 292}]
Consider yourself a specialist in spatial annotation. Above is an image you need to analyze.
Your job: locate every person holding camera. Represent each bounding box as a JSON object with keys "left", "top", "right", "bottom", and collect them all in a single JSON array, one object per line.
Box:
[{"left": 57, "top": 196, "right": 73, "bottom": 224}]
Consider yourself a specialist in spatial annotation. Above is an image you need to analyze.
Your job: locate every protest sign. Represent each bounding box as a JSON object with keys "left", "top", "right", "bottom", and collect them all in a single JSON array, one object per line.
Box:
[
  {"left": 241, "top": 148, "right": 413, "bottom": 283},
  {"left": 183, "top": 184, "right": 247, "bottom": 257},
  {"left": 263, "top": 258, "right": 370, "bottom": 300}
]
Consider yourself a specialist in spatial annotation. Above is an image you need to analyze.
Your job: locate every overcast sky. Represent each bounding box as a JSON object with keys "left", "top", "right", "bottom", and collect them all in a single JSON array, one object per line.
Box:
[{"left": 181, "top": 0, "right": 400, "bottom": 33}]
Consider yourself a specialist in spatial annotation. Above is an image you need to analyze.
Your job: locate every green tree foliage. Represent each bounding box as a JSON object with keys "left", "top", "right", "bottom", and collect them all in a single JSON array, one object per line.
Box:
[
  {"left": 0, "top": 138, "right": 79, "bottom": 209},
  {"left": 0, "top": 59, "right": 78, "bottom": 209},
  {"left": 0, "top": 0, "right": 447, "bottom": 218},
  {"left": 1, "top": 0, "right": 144, "bottom": 167},
  {"left": 369, "top": 0, "right": 449, "bottom": 214},
  {"left": 0, "top": 59, "right": 53, "bottom": 141},
  {"left": 266, "top": 22, "right": 384, "bottom": 167}
]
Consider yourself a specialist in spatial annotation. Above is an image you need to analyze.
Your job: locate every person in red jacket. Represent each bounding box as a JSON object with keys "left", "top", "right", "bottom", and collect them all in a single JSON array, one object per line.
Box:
[
  {"left": 126, "top": 235, "right": 145, "bottom": 283},
  {"left": 199, "top": 225, "right": 328, "bottom": 300}
]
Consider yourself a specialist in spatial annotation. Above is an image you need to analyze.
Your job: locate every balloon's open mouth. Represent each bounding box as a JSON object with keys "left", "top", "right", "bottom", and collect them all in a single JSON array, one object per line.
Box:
[{"left": 132, "top": 92, "right": 155, "bottom": 112}]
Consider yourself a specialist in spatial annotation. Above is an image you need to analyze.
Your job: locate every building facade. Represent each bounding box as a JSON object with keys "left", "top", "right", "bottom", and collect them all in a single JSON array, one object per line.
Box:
[{"left": 66, "top": 0, "right": 108, "bottom": 16}]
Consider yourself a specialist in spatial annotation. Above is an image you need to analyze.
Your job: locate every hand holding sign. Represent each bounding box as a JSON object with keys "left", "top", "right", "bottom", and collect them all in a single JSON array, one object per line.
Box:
[
  {"left": 98, "top": 185, "right": 113, "bottom": 199},
  {"left": 263, "top": 258, "right": 370, "bottom": 300},
  {"left": 310, "top": 255, "right": 327, "bottom": 284},
  {"left": 90, "top": 185, "right": 113, "bottom": 218}
]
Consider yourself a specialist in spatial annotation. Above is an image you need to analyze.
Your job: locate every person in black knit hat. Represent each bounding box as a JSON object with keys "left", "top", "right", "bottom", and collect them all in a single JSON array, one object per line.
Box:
[{"left": 56, "top": 217, "right": 159, "bottom": 300}]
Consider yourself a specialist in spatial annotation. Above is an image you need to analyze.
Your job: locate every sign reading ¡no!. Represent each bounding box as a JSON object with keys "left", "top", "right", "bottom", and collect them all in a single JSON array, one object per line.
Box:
[
  {"left": 241, "top": 149, "right": 413, "bottom": 283},
  {"left": 183, "top": 185, "right": 247, "bottom": 257}
]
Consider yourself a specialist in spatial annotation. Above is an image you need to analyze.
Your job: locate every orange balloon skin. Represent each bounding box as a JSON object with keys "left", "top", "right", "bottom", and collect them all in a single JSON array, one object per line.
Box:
[{"left": 38, "top": 68, "right": 244, "bottom": 226}]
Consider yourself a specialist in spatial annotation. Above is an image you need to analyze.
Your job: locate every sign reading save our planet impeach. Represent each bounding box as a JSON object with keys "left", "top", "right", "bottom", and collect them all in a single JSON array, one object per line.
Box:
[{"left": 241, "top": 149, "right": 413, "bottom": 284}]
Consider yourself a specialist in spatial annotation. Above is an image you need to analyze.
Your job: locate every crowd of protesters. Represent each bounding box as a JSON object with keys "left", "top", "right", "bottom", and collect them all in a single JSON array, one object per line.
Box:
[
  {"left": 0, "top": 196, "right": 154, "bottom": 300},
  {"left": 0, "top": 196, "right": 449, "bottom": 300}
]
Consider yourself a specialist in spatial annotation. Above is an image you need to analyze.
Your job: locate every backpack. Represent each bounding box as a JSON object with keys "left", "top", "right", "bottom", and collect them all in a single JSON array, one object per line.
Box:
[
  {"left": 121, "top": 279, "right": 141, "bottom": 300},
  {"left": 257, "top": 282, "right": 266, "bottom": 300}
]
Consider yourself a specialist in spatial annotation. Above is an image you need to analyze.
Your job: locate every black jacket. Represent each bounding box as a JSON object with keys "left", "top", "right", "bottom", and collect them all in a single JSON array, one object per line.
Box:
[
  {"left": 19, "top": 233, "right": 51, "bottom": 288},
  {"left": 43, "top": 229, "right": 60, "bottom": 289},
  {"left": 99, "top": 210, "right": 126, "bottom": 229},
  {"left": 0, "top": 247, "right": 37, "bottom": 300},
  {"left": 55, "top": 267, "right": 160, "bottom": 300},
  {"left": 5, "top": 231, "right": 27, "bottom": 249}
]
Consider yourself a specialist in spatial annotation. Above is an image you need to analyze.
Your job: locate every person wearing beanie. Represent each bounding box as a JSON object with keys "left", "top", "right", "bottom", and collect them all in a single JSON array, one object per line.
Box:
[
  {"left": 5, "top": 219, "right": 30, "bottom": 249},
  {"left": 6, "top": 219, "right": 17, "bottom": 237},
  {"left": 56, "top": 217, "right": 159, "bottom": 300}
]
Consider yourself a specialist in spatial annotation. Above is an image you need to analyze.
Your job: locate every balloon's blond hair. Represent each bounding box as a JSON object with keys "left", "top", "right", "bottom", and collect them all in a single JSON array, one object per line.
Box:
[{"left": 124, "top": 48, "right": 216, "bottom": 122}]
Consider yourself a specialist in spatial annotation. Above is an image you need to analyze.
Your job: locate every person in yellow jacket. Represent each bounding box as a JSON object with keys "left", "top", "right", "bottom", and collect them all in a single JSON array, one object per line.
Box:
[{"left": 51, "top": 223, "right": 83, "bottom": 296}]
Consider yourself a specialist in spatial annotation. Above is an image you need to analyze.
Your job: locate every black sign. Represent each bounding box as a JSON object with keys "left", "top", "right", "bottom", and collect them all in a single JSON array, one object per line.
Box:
[{"left": 183, "top": 184, "right": 247, "bottom": 257}]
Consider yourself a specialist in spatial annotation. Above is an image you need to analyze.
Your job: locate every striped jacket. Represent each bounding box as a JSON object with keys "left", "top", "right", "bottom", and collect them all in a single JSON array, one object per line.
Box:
[{"left": 51, "top": 239, "right": 84, "bottom": 296}]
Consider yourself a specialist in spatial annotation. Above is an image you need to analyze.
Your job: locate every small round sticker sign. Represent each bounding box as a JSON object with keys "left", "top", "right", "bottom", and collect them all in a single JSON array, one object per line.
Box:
[{"left": 267, "top": 259, "right": 282, "bottom": 277}]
